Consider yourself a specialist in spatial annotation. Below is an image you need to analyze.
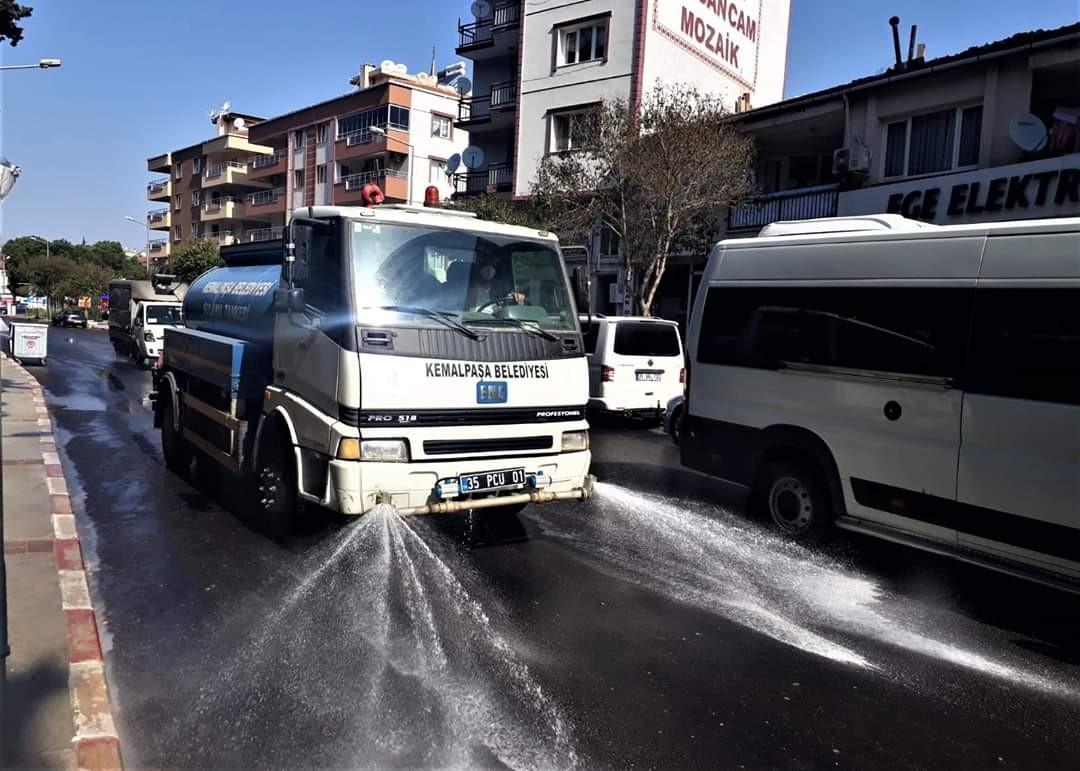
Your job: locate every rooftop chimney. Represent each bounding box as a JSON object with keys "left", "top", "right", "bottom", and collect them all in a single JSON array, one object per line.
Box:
[
  {"left": 350, "top": 63, "right": 376, "bottom": 90},
  {"left": 889, "top": 17, "right": 903, "bottom": 70}
]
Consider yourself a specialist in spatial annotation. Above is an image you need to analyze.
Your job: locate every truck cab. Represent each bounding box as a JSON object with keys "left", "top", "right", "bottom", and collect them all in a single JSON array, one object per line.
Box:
[
  {"left": 154, "top": 198, "right": 595, "bottom": 536},
  {"left": 132, "top": 301, "right": 183, "bottom": 367}
]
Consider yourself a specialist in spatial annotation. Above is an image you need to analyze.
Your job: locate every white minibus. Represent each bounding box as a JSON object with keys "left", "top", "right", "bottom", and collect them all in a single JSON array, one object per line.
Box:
[{"left": 684, "top": 214, "right": 1080, "bottom": 590}]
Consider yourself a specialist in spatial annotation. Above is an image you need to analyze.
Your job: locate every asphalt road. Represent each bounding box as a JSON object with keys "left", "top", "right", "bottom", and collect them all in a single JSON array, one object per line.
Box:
[{"left": 22, "top": 327, "right": 1080, "bottom": 769}]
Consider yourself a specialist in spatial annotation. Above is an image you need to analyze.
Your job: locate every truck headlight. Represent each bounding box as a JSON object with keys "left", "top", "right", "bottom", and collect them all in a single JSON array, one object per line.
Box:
[
  {"left": 561, "top": 430, "right": 590, "bottom": 452},
  {"left": 144, "top": 331, "right": 155, "bottom": 342},
  {"left": 338, "top": 438, "right": 410, "bottom": 462}
]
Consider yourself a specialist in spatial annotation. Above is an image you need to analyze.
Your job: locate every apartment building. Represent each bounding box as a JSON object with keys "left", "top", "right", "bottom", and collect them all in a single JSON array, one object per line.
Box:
[
  {"left": 452, "top": 0, "right": 791, "bottom": 198},
  {"left": 146, "top": 61, "right": 468, "bottom": 255}
]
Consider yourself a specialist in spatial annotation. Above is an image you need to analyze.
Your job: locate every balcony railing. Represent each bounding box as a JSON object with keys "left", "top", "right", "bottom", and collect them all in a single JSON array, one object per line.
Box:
[
  {"left": 247, "top": 226, "right": 284, "bottom": 243},
  {"left": 341, "top": 168, "right": 408, "bottom": 191},
  {"left": 458, "top": 2, "right": 521, "bottom": 48},
  {"left": 250, "top": 152, "right": 284, "bottom": 169},
  {"left": 458, "top": 81, "right": 517, "bottom": 123},
  {"left": 727, "top": 184, "right": 840, "bottom": 232},
  {"left": 452, "top": 163, "right": 513, "bottom": 196},
  {"left": 204, "top": 160, "right": 247, "bottom": 179},
  {"left": 147, "top": 208, "right": 169, "bottom": 222},
  {"left": 247, "top": 188, "right": 285, "bottom": 206},
  {"left": 204, "top": 196, "right": 241, "bottom": 212},
  {"left": 148, "top": 238, "right": 168, "bottom": 252},
  {"left": 147, "top": 180, "right": 169, "bottom": 195}
]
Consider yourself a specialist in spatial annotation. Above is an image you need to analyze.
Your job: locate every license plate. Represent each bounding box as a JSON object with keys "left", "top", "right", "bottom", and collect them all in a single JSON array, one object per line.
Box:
[
  {"left": 459, "top": 467, "right": 526, "bottom": 493},
  {"left": 636, "top": 371, "right": 662, "bottom": 382},
  {"left": 476, "top": 380, "right": 508, "bottom": 404}
]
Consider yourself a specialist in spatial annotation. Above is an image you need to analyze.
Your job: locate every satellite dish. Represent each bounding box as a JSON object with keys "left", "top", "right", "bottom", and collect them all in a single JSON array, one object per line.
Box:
[
  {"left": 461, "top": 145, "right": 485, "bottom": 170},
  {"left": 221, "top": 100, "right": 231, "bottom": 113},
  {"left": 455, "top": 76, "right": 473, "bottom": 96},
  {"left": 471, "top": 0, "right": 492, "bottom": 18},
  {"left": 1009, "top": 113, "right": 1048, "bottom": 152},
  {"left": 447, "top": 153, "right": 462, "bottom": 174},
  {"left": 232, "top": 117, "right": 246, "bottom": 129},
  {"left": 380, "top": 59, "right": 395, "bottom": 71}
]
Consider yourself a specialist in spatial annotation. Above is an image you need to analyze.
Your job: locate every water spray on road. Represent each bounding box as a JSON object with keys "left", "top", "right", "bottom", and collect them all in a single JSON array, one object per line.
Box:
[{"left": 185, "top": 504, "right": 577, "bottom": 770}]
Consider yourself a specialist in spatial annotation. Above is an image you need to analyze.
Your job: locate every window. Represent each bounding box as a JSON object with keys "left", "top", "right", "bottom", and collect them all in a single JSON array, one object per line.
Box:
[
  {"left": 614, "top": 323, "right": 680, "bottom": 357},
  {"left": 316, "top": 163, "right": 326, "bottom": 184},
  {"left": 599, "top": 226, "right": 620, "bottom": 256},
  {"left": 551, "top": 108, "right": 597, "bottom": 152},
  {"left": 389, "top": 105, "right": 410, "bottom": 131},
  {"left": 696, "top": 286, "right": 973, "bottom": 380},
  {"left": 191, "top": 190, "right": 200, "bottom": 207},
  {"left": 429, "top": 158, "right": 448, "bottom": 184},
  {"left": 192, "top": 157, "right": 202, "bottom": 174},
  {"left": 301, "top": 224, "right": 344, "bottom": 317},
  {"left": 192, "top": 222, "right": 200, "bottom": 239},
  {"left": 317, "top": 123, "right": 329, "bottom": 144},
  {"left": 883, "top": 105, "right": 983, "bottom": 178},
  {"left": 560, "top": 19, "right": 608, "bottom": 66},
  {"left": 432, "top": 114, "right": 452, "bottom": 139},
  {"left": 173, "top": 162, "right": 182, "bottom": 180},
  {"left": 338, "top": 104, "right": 410, "bottom": 139},
  {"left": 294, "top": 169, "right": 305, "bottom": 188},
  {"left": 968, "top": 289, "right": 1080, "bottom": 405},
  {"left": 173, "top": 225, "right": 182, "bottom": 242},
  {"left": 293, "top": 129, "right": 305, "bottom": 149}
]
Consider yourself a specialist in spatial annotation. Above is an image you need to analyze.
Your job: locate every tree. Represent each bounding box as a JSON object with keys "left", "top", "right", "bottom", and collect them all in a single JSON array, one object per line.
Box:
[
  {"left": 171, "top": 239, "right": 222, "bottom": 283},
  {"left": 57, "top": 262, "right": 113, "bottom": 304},
  {"left": 0, "top": 0, "right": 31, "bottom": 47},
  {"left": 530, "top": 84, "right": 756, "bottom": 315},
  {"left": 449, "top": 194, "right": 545, "bottom": 229},
  {"left": 21, "top": 254, "right": 76, "bottom": 314}
]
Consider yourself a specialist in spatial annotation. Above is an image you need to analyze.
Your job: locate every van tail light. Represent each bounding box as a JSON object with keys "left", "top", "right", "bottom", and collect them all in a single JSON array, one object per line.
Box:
[
  {"left": 679, "top": 367, "right": 686, "bottom": 384},
  {"left": 601, "top": 365, "right": 615, "bottom": 382}
]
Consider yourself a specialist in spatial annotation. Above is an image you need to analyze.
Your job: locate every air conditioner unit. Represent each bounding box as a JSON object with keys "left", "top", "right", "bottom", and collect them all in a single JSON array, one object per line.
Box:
[{"left": 832, "top": 146, "right": 872, "bottom": 176}]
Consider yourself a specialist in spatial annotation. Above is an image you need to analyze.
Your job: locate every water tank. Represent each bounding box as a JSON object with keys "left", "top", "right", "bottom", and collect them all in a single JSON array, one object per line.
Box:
[{"left": 183, "top": 264, "right": 281, "bottom": 344}]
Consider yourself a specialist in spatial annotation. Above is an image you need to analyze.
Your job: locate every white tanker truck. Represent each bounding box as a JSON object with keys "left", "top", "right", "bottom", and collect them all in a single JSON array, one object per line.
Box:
[{"left": 152, "top": 191, "right": 595, "bottom": 537}]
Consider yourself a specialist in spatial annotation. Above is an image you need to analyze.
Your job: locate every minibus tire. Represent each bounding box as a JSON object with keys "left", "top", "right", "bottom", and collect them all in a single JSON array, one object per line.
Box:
[{"left": 755, "top": 458, "right": 832, "bottom": 539}]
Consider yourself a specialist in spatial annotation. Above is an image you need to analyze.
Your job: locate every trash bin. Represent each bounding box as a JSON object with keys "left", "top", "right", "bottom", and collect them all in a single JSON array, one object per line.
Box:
[{"left": 9, "top": 321, "right": 48, "bottom": 366}]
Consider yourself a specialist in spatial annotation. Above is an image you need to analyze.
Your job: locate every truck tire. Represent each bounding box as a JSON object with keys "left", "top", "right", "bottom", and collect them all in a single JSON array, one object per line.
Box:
[
  {"left": 160, "top": 394, "right": 192, "bottom": 476},
  {"left": 753, "top": 457, "right": 833, "bottom": 540},
  {"left": 256, "top": 430, "right": 297, "bottom": 541}
]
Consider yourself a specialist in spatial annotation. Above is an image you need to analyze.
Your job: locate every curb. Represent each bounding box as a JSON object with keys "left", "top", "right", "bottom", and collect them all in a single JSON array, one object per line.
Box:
[{"left": 4, "top": 355, "right": 124, "bottom": 771}]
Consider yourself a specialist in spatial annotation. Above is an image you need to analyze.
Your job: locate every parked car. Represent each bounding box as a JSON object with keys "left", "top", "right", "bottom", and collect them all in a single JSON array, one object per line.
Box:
[
  {"left": 52, "top": 308, "right": 88, "bottom": 328},
  {"left": 663, "top": 394, "right": 685, "bottom": 445}
]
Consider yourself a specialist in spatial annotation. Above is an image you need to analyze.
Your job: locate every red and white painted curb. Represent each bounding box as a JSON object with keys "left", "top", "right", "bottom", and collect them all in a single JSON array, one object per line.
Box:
[{"left": 8, "top": 358, "right": 124, "bottom": 771}]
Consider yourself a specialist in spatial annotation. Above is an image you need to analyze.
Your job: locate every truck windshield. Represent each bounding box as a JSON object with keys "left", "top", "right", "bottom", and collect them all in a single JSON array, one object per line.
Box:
[
  {"left": 145, "top": 305, "right": 182, "bottom": 325},
  {"left": 350, "top": 221, "right": 575, "bottom": 331}
]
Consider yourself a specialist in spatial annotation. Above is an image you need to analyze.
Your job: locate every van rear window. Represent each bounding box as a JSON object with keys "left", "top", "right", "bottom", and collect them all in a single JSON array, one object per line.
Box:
[{"left": 614, "top": 322, "right": 680, "bottom": 357}]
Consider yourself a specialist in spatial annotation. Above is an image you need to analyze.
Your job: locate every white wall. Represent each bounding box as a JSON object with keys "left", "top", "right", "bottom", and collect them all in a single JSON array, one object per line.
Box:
[
  {"left": 641, "top": 0, "right": 790, "bottom": 110},
  {"left": 409, "top": 87, "right": 470, "bottom": 202},
  {"left": 515, "top": 0, "right": 637, "bottom": 195}
]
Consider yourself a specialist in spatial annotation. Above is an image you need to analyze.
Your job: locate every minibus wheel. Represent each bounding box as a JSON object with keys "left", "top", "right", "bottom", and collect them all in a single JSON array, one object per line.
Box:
[{"left": 756, "top": 458, "right": 831, "bottom": 539}]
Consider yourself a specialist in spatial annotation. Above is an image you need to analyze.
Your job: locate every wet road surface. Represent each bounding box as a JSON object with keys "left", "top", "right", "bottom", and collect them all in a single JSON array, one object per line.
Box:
[{"left": 26, "top": 327, "right": 1080, "bottom": 769}]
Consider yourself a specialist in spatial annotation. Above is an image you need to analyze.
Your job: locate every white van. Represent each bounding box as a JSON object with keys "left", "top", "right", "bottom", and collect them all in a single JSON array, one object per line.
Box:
[
  {"left": 684, "top": 214, "right": 1080, "bottom": 590},
  {"left": 580, "top": 315, "right": 685, "bottom": 420}
]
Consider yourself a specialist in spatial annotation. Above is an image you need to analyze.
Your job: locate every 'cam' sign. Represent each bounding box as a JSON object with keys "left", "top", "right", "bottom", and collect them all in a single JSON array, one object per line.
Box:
[{"left": 654, "top": 0, "right": 762, "bottom": 88}]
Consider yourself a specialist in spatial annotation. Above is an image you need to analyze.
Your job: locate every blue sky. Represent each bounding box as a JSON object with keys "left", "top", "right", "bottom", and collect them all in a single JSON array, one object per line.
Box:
[{"left": 1, "top": 0, "right": 1077, "bottom": 249}]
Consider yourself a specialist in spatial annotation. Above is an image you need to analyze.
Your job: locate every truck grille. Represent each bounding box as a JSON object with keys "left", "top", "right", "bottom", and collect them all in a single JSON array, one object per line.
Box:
[{"left": 423, "top": 436, "right": 553, "bottom": 455}]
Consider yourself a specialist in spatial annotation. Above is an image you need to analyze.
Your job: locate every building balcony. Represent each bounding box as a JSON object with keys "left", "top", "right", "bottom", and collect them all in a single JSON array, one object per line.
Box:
[
  {"left": 456, "top": 81, "right": 517, "bottom": 129},
  {"left": 148, "top": 238, "right": 170, "bottom": 259},
  {"left": 727, "top": 184, "right": 840, "bottom": 233},
  {"left": 208, "top": 231, "right": 238, "bottom": 247},
  {"left": 244, "top": 187, "right": 286, "bottom": 219},
  {"left": 334, "top": 127, "right": 411, "bottom": 162},
  {"left": 335, "top": 168, "right": 409, "bottom": 204},
  {"left": 204, "top": 160, "right": 260, "bottom": 188},
  {"left": 147, "top": 208, "right": 171, "bottom": 230},
  {"left": 452, "top": 163, "right": 513, "bottom": 197},
  {"left": 146, "top": 179, "right": 171, "bottom": 201},
  {"left": 201, "top": 134, "right": 274, "bottom": 158},
  {"left": 248, "top": 151, "right": 287, "bottom": 180},
  {"left": 147, "top": 152, "right": 171, "bottom": 173},
  {"left": 246, "top": 226, "right": 284, "bottom": 243},
  {"left": 202, "top": 197, "right": 242, "bottom": 222},
  {"left": 457, "top": 2, "right": 521, "bottom": 60}
]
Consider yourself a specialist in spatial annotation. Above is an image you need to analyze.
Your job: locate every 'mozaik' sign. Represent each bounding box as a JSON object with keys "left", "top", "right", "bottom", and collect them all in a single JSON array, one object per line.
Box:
[{"left": 654, "top": 0, "right": 763, "bottom": 88}]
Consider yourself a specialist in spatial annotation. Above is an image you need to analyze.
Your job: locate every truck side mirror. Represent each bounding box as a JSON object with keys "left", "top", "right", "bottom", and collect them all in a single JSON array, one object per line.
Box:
[
  {"left": 571, "top": 267, "right": 590, "bottom": 313},
  {"left": 274, "top": 288, "right": 306, "bottom": 313},
  {"left": 290, "top": 223, "right": 313, "bottom": 282}
]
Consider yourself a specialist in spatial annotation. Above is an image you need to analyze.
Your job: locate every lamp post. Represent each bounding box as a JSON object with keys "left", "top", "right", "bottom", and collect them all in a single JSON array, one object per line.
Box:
[
  {"left": 28, "top": 234, "right": 50, "bottom": 260},
  {"left": 124, "top": 216, "right": 151, "bottom": 278},
  {"left": 28, "top": 236, "right": 51, "bottom": 316},
  {"left": 1, "top": 60, "right": 62, "bottom": 763},
  {"left": 369, "top": 125, "right": 415, "bottom": 205}
]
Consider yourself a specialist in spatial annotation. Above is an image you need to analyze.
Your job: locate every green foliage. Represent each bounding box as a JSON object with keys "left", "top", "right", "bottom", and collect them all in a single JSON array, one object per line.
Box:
[
  {"left": 1, "top": 235, "right": 151, "bottom": 304},
  {"left": 57, "top": 262, "right": 114, "bottom": 302},
  {"left": 449, "top": 195, "right": 545, "bottom": 229},
  {"left": 0, "top": 0, "right": 32, "bottom": 47},
  {"left": 171, "top": 239, "right": 223, "bottom": 283}
]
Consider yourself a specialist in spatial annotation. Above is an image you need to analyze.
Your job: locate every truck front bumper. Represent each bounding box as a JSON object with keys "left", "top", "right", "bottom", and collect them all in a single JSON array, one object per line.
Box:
[{"left": 322, "top": 450, "right": 594, "bottom": 516}]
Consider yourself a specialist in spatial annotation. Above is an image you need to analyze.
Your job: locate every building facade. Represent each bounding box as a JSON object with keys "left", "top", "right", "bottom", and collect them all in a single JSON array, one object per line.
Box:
[
  {"left": 453, "top": 0, "right": 791, "bottom": 199},
  {"left": 146, "top": 61, "right": 468, "bottom": 260}
]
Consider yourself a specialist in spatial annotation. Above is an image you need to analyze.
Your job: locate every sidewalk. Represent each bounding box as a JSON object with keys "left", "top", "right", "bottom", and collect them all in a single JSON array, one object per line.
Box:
[{"left": 2, "top": 353, "right": 122, "bottom": 770}]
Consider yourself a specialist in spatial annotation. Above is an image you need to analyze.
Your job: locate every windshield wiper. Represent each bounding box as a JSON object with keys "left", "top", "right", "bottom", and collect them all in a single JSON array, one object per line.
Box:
[
  {"left": 371, "top": 305, "right": 486, "bottom": 341},
  {"left": 467, "top": 316, "right": 560, "bottom": 342}
]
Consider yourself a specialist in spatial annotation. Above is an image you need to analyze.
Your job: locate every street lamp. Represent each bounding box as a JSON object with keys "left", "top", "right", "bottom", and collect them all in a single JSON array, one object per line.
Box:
[
  {"left": 28, "top": 234, "right": 50, "bottom": 259},
  {"left": 124, "top": 215, "right": 151, "bottom": 278},
  {"left": 368, "top": 125, "right": 415, "bottom": 205},
  {"left": 0, "top": 58, "right": 62, "bottom": 71}
]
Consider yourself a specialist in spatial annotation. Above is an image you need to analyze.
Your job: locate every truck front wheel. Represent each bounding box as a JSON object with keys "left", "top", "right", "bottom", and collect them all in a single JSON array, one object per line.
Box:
[
  {"left": 160, "top": 394, "right": 192, "bottom": 476},
  {"left": 256, "top": 430, "right": 298, "bottom": 541}
]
